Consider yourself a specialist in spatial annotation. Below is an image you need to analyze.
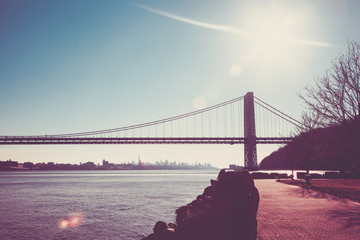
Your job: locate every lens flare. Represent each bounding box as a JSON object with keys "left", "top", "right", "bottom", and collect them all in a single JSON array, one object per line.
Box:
[
  {"left": 58, "top": 211, "right": 85, "bottom": 230},
  {"left": 58, "top": 220, "right": 69, "bottom": 229},
  {"left": 193, "top": 96, "right": 207, "bottom": 110},
  {"left": 69, "top": 215, "right": 81, "bottom": 228}
]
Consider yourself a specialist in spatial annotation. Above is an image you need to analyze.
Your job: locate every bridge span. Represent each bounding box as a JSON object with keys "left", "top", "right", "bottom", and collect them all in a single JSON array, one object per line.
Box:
[
  {"left": 0, "top": 92, "right": 303, "bottom": 169},
  {"left": 0, "top": 137, "right": 293, "bottom": 145}
]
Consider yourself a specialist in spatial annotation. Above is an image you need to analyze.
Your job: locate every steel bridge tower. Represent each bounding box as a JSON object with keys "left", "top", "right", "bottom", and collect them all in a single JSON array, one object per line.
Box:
[{"left": 244, "top": 92, "right": 257, "bottom": 169}]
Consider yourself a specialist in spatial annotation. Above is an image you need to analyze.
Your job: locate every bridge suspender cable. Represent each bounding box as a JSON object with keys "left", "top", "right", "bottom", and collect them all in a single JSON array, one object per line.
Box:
[
  {"left": 1, "top": 92, "right": 302, "bottom": 169},
  {"left": 254, "top": 97, "right": 306, "bottom": 131},
  {"left": 47, "top": 96, "right": 245, "bottom": 138},
  {"left": 0, "top": 93, "right": 304, "bottom": 139}
]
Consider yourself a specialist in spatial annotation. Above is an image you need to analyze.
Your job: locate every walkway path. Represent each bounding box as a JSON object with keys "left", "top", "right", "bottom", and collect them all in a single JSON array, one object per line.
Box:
[{"left": 254, "top": 179, "right": 360, "bottom": 240}]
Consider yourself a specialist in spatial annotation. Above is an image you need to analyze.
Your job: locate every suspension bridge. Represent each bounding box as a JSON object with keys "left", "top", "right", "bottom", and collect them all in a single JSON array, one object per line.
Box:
[{"left": 0, "top": 92, "right": 304, "bottom": 169}]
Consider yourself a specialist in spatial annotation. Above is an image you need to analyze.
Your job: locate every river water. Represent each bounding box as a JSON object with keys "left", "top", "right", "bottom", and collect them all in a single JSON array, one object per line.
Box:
[{"left": 0, "top": 170, "right": 219, "bottom": 240}]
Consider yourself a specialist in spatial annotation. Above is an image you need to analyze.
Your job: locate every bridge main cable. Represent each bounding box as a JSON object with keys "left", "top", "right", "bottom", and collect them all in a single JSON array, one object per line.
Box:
[{"left": 2, "top": 96, "right": 245, "bottom": 138}]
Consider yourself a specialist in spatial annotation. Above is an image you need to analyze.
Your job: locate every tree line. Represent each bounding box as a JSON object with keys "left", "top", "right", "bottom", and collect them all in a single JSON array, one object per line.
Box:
[{"left": 261, "top": 40, "right": 360, "bottom": 172}]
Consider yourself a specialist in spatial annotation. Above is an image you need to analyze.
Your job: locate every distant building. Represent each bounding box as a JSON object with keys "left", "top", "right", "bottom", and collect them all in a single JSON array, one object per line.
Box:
[
  {"left": 229, "top": 164, "right": 243, "bottom": 171},
  {"left": 23, "top": 162, "right": 35, "bottom": 169},
  {"left": 81, "top": 161, "right": 96, "bottom": 169},
  {"left": 102, "top": 159, "right": 109, "bottom": 167},
  {"left": 0, "top": 160, "right": 18, "bottom": 168}
]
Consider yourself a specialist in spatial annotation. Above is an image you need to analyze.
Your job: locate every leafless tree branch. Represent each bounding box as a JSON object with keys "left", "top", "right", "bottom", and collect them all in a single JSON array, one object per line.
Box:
[{"left": 299, "top": 40, "right": 360, "bottom": 129}]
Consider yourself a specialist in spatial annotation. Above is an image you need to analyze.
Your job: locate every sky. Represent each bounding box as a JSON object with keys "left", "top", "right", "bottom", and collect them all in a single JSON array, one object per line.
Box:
[{"left": 1, "top": 0, "right": 360, "bottom": 168}]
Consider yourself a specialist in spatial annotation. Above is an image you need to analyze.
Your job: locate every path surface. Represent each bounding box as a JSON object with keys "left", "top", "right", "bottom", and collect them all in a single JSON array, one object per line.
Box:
[{"left": 254, "top": 180, "right": 360, "bottom": 240}]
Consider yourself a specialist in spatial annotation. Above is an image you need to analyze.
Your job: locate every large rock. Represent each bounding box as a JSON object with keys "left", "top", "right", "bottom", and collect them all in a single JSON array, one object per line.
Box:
[
  {"left": 142, "top": 221, "right": 175, "bottom": 240},
  {"left": 142, "top": 169, "right": 259, "bottom": 240}
]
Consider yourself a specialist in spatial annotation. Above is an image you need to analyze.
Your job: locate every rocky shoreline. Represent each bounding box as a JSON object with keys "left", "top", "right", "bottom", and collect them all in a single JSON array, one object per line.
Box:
[{"left": 142, "top": 169, "right": 259, "bottom": 240}]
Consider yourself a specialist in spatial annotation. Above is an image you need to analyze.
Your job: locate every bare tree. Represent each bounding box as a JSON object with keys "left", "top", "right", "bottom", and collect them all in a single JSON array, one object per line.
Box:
[
  {"left": 300, "top": 40, "right": 360, "bottom": 127},
  {"left": 294, "top": 111, "right": 323, "bottom": 134}
]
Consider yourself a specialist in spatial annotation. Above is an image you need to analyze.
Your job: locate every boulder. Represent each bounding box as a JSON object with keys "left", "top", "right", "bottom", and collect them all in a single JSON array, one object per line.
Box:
[
  {"left": 175, "top": 170, "right": 259, "bottom": 240},
  {"left": 142, "top": 221, "right": 176, "bottom": 240},
  {"left": 142, "top": 169, "right": 259, "bottom": 240}
]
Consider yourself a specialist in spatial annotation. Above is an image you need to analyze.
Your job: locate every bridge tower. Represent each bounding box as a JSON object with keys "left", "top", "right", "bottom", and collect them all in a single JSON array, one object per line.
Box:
[{"left": 244, "top": 92, "right": 257, "bottom": 169}]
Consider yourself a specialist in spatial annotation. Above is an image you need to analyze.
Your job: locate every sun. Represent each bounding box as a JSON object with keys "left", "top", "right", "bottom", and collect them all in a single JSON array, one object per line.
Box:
[
  {"left": 253, "top": 16, "right": 295, "bottom": 58},
  {"left": 243, "top": 5, "right": 299, "bottom": 62}
]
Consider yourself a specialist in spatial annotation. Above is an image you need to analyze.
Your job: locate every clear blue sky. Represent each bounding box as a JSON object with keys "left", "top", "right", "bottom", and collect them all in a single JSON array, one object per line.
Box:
[{"left": 1, "top": 0, "right": 359, "bottom": 168}]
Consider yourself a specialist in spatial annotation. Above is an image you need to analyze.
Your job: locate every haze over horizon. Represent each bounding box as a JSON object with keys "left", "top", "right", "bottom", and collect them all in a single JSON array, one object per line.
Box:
[{"left": 1, "top": 0, "right": 360, "bottom": 168}]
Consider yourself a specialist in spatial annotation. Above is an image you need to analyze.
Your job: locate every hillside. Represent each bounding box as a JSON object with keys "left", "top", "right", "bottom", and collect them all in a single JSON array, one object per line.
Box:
[{"left": 260, "top": 119, "right": 360, "bottom": 171}]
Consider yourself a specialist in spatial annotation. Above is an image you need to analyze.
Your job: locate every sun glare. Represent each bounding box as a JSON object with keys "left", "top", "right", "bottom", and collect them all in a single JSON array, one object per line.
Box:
[
  {"left": 241, "top": 3, "right": 303, "bottom": 64},
  {"left": 252, "top": 15, "right": 295, "bottom": 58}
]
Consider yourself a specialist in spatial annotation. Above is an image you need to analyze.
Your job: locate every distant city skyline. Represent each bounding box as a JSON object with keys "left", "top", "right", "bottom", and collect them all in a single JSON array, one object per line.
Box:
[
  {"left": 1, "top": 0, "right": 360, "bottom": 168},
  {"left": 0, "top": 157, "right": 217, "bottom": 171}
]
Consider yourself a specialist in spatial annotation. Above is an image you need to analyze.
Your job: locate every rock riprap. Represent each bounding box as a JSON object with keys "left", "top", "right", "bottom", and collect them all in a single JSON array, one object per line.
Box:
[{"left": 142, "top": 170, "right": 259, "bottom": 240}]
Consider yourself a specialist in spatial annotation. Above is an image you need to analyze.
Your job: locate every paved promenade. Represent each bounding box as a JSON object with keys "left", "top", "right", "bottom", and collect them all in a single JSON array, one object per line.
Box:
[{"left": 254, "top": 180, "right": 360, "bottom": 240}]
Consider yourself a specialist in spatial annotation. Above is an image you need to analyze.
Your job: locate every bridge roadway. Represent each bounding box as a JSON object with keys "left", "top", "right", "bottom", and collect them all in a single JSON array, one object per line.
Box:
[{"left": 0, "top": 136, "right": 293, "bottom": 145}]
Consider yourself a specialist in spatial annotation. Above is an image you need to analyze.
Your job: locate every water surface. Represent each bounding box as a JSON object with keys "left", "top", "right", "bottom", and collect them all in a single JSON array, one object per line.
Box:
[{"left": 0, "top": 170, "right": 218, "bottom": 240}]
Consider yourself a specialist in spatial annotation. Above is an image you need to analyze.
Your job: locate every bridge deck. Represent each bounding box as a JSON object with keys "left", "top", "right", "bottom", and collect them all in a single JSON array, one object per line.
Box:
[{"left": 0, "top": 137, "right": 293, "bottom": 145}]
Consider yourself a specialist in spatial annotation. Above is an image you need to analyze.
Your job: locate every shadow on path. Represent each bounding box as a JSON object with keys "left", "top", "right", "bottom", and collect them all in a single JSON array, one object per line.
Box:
[
  {"left": 287, "top": 184, "right": 360, "bottom": 230},
  {"left": 329, "top": 206, "right": 360, "bottom": 229},
  {"left": 255, "top": 180, "right": 360, "bottom": 239},
  {"left": 287, "top": 185, "right": 349, "bottom": 203}
]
